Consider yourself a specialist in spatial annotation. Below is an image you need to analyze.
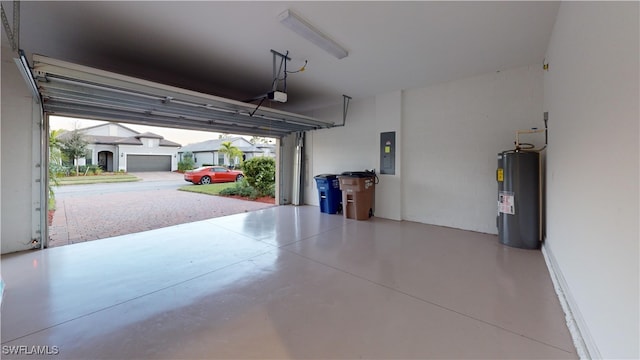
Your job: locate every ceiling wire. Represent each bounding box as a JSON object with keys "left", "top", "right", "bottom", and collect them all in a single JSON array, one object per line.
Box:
[{"left": 286, "top": 60, "right": 307, "bottom": 74}]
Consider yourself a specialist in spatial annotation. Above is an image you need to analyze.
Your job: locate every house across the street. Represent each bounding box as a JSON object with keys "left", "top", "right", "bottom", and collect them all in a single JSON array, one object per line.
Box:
[
  {"left": 57, "top": 123, "right": 181, "bottom": 172},
  {"left": 178, "top": 137, "right": 275, "bottom": 168}
]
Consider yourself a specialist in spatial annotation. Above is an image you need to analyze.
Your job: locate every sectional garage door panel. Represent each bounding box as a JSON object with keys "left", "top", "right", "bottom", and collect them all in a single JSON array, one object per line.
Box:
[
  {"left": 31, "top": 55, "right": 335, "bottom": 138},
  {"left": 127, "top": 155, "right": 171, "bottom": 172}
]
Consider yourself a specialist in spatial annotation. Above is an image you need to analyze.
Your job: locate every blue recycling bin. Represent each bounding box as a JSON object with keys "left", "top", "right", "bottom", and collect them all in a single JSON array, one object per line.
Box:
[{"left": 314, "top": 174, "right": 342, "bottom": 214}]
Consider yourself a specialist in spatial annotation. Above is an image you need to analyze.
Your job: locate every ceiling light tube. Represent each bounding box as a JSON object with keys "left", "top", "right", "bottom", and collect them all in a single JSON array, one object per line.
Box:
[{"left": 278, "top": 9, "right": 348, "bottom": 60}]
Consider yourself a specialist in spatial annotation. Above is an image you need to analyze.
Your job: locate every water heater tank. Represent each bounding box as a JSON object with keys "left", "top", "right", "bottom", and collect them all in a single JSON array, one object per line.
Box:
[{"left": 497, "top": 151, "right": 540, "bottom": 249}]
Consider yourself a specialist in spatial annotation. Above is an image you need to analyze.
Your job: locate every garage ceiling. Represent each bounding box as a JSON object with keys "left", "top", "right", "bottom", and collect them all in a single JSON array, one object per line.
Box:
[{"left": 11, "top": 1, "right": 559, "bottom": 115}]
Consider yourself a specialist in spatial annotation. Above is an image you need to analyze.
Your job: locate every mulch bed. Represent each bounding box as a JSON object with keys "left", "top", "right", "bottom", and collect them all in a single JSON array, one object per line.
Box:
[{"left": 223, "top": 195, "right": 275, "bottom": 204}]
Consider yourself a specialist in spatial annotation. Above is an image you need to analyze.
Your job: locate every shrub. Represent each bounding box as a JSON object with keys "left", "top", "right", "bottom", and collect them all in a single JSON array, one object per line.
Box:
[
  {"left": 178, "top": 152, "right": 195, "bottom": 172},
  {"left": 242, "top": 157, "right": 275, "bottom": 197},
  {"left": 178, "top": 161, "right": 192, "bottom": 172},
  {"left": 79, "top": 165, "right": 101, "bottom": 176},
  {"left": 219, "top": 180, "right": 259, "bottom": 200},
  {"left": 50, "top": 163, "right": 71, "bottom": 177},
  {"left": 266, "top": 183, "right": 275, "bottom": 198}
]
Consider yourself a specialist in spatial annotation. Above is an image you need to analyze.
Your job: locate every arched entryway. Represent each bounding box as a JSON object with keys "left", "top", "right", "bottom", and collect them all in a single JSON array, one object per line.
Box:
[{"left": 97, "top": 151, "right": 114, "bottom": 172}]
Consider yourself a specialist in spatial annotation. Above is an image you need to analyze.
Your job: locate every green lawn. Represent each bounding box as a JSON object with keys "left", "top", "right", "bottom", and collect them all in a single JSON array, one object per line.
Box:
[
  {"left": 178, "top": 182, "right": 237, "bottom": 195},
  {"left": 57, "top": 174, "right": 140, "bottom": 185}
]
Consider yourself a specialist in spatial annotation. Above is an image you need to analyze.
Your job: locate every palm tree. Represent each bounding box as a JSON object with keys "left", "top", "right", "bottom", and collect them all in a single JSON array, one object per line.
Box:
[
  {"left": 49, "top": 129, "right": 64, "bottom": 166},
  {"left": 219, "top": 141, "right": 243, "bottom": 167}
]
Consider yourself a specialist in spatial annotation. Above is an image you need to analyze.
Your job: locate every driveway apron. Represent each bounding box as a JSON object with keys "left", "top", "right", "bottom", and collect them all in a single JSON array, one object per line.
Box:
[{"left": 49, "top": 172, "right": 275, "bottom": 247}]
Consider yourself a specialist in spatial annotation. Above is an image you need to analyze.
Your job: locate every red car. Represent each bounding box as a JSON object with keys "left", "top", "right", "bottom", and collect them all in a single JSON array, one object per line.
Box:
[{"left": 184, "top": 166, "right": 244, "bottom": 185}]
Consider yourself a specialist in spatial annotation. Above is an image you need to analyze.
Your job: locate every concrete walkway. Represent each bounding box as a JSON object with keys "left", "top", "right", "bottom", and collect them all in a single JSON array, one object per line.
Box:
[{"left": 49, "top": 172, "right": 275, "bottom": 247}]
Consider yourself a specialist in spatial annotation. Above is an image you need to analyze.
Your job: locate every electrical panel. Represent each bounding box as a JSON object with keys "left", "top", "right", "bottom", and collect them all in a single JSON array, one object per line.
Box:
[{"left": 380, "top": 131, "right": 396, "bottom": 175}]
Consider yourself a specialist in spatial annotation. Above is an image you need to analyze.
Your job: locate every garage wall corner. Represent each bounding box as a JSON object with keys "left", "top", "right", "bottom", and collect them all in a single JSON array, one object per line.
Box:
[
  {"left": 1, "top": 33, "right": 40, "bottom": 254},
  {"left": 374, "top": 91, "right": 402, "bottom": 221},
  {"left": 402, "top": 65, "right": 544, "bottom": 234},
  {"left": 543, "top": 2, "right": 639, "bottom": 358}
]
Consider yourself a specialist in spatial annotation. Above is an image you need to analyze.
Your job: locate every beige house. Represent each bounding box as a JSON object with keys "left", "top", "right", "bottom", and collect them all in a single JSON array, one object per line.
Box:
[{"left": 58, "top": 123, "right": 181, "bottom": 172}]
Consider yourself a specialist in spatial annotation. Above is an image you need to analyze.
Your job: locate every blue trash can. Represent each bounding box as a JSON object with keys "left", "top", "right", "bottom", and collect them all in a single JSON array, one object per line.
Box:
[{"left": 314, "top": 174, "right": 342, "bottom": 214}]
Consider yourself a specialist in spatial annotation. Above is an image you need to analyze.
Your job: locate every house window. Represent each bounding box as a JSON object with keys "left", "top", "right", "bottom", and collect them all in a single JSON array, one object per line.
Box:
[{"left": 218, "top": 153, "right": 224, "bottom": 165}]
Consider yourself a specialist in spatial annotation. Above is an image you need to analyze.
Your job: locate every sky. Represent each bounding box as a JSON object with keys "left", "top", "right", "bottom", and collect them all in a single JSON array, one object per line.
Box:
[{"left": 49, "top": 116, "right": 274, "bottom": 146}]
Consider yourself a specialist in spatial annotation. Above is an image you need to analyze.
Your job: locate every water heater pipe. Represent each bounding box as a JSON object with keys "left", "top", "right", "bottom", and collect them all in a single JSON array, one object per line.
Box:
[{"left": 515, "top": 128, "right": 546, "bottom": 151}]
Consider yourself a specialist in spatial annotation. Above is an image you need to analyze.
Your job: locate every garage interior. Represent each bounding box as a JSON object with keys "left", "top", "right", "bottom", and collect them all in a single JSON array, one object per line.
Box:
[{"left": 1, "top": 2, "right": 638, "bottom": 359}]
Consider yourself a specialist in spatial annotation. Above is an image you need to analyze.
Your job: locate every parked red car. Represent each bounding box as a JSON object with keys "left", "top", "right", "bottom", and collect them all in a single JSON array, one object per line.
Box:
[{"left": 184, "top": 166, "right": 244, "bottom": 185}]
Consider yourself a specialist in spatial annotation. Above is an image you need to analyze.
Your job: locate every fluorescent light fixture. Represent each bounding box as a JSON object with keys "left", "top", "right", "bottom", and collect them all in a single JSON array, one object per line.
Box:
[{"left": 278, "top": 9, "right": 348, "bottom": 60}]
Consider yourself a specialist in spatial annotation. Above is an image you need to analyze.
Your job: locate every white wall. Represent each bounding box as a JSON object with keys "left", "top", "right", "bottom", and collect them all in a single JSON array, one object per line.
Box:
[
  {"left": 193, "top": 152, "right": 214, "bottom": 168},
  {"left": 306, "top": 96, "right": 377, "bottom": 175},
  {"left": 0, "top": 41, "right": 2, "bottom": 289},
  {"left": 375, "top": 91, "right": 402, "bottom": 220},
  {"left": 1, "top": 34, "right": 38, "bottom": 253},
  {"left": 306, "top": 66, "right": 544, "bottom": 233},
  {"left": 0, "top": 35, "right": 2, "bottom": 287},
  {"left": 403, "top": 66, "right": 544, "bottom": 233},
  {"left": 305, "top": 96, "right": 378, "bottom": 209},
  {"left": 543, "top": 3, "right": 639, "bottom": 358}
]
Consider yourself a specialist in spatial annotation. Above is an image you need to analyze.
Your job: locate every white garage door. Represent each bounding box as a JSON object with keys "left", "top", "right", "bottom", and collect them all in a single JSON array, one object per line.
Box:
[
  {"left": 127, "top": 155, "right": 171, "bottom": 172},
  {"left": 32, "top": 55, "right": 334, "bottom": 137}
]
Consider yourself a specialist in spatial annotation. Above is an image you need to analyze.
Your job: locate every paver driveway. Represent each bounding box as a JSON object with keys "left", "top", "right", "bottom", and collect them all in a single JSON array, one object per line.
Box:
[{"left": 48, "top": 172, "right": 275, "bottom": 247}]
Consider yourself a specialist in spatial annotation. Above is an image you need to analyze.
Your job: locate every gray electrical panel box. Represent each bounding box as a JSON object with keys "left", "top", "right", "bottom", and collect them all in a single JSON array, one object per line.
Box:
[{"left": 380, "top": 132, "right": 396, "bottom": 175}]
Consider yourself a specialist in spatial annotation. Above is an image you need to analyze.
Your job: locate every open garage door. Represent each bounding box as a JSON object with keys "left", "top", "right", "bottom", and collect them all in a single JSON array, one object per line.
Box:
[
  {"left": 31, "top": 54, "right": 331, "bottom": 200},
  {"left": 20, "top": 54, "right": 324, "bottom": 247},
  {"left": 31, "top": 55, "right": 334, "bottom": 137},
  {"left": 127, "top": 155, "right": 171, "bottom": 172}
]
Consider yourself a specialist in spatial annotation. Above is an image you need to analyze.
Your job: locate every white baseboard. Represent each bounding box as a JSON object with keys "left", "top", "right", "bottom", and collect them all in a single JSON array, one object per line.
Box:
[{"left": 542, "top": 243, "right": 600, "bottom": 359}]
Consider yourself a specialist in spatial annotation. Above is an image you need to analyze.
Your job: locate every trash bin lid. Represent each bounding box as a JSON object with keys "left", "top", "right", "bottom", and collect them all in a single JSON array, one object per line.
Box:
[
  {"left": 340, "top": 171, "right": 374, "bottom": 178},
  {"left": 314, "top": 174, "right": 337, "bottom": 179}
]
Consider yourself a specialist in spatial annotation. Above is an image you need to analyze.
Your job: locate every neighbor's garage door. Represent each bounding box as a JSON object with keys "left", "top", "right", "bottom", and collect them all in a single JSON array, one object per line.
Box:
[{"left": 127, "top": 155, "right": 171, "bottom": 172}]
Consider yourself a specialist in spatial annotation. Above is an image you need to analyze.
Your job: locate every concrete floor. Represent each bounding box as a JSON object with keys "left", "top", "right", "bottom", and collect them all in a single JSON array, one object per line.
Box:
[{"left": 1, "top": 206, "right": 576, "bottom": 359}]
